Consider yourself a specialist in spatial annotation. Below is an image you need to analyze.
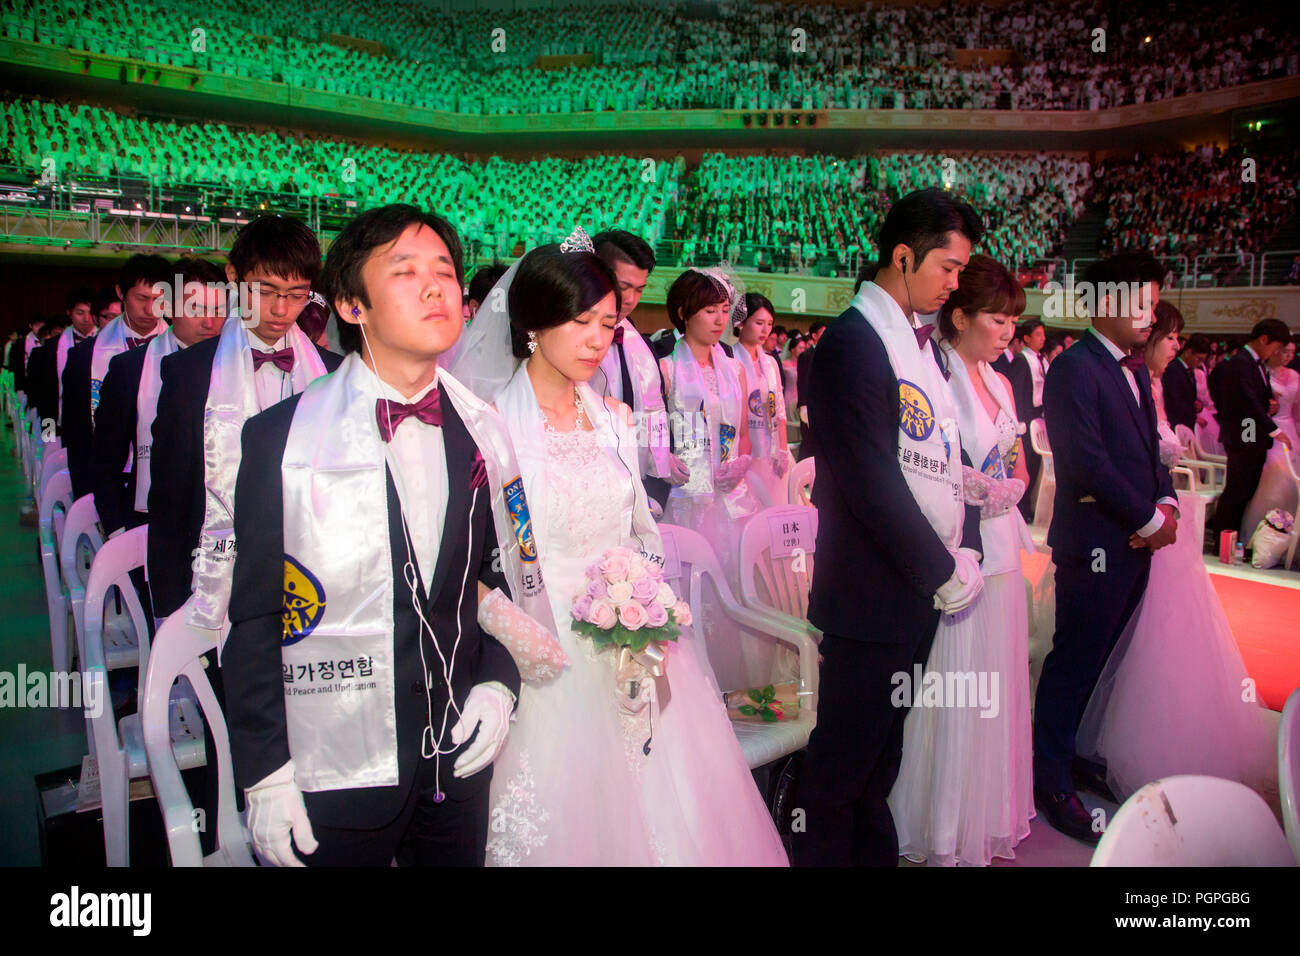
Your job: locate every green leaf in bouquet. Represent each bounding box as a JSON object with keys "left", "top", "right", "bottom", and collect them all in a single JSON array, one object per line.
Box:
[
  {"left": 737, "top": 705, "right": 757, "bottom": 716},
  {"left": 759, "top": 708, "right": 779, "bottom": 723},
  {"left": 761, "top": 684, "right": 776, "bottom": 702},
  {"left": 747, "top": 688, "right": 764, "bottom": 705}
]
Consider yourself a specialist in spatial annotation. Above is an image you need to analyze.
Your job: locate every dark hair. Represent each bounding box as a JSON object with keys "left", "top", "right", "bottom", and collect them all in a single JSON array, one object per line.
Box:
[
  {"left": 1015, "top": 318, "right": 1044, "bottom": 342},
  {"left": 1081, "top": 249, "right": 1163, "bottom": 291},
  {"left": 323, "top": 204, "right": 464, "bottom": 355},
  {"left": 741, "top": 292, "right": 775, "bottom": 326},
  {"left": 65, "top": 286, "right": 95, "bottom": 312},
  {"left": 174, "top": 256, "right": 227, "bottom": 288},
  {"left": 1148, "top": 301, "right": 1185, "bottom": 352},
  {"left": 665, "top": 269, "right": 730, "bottom": 333},
  {"left": 1250, "top": 318, "right": 1291, "bottom": 344},
  {"left": 228, "top": 214, "right": 322, "bottom": 285},
  {"left": 508, "top": 244, "right": 620, "bottom": 358},
  {"left": 876, "top": 189, "right": 984, "bottom": 273},
  {"left": 117, "top": 254, "right": 172, "bottom": 296},
  {"left": 91, "top": 290, "right": 119, "bottom": 316},
  {"left": 467, "top": 261, "right": 509, "bottom": 309},
  {"left": 1182, "top": 332, "right": 1213, "bottom": 355},
  {"left": 809, "top": 321, "right": 827, "bottom": 335},
  {"left": 593, "top": 229, "right": 656, "bottom": 274},
  {"left": 937, "top": 254, "right": 1026, "bottom": 343},
  {"left": 855, "top": 259, "right": 880, "bottom": 290},
  {"left": 772, "top": 324, "right": 788, "bottom": 336}
]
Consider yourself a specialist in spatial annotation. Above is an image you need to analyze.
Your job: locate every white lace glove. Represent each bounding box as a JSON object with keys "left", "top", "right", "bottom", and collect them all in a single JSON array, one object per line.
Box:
[
  {"left": 666, "top": 452, "right": 691, "bottom": 486},
  {"left": 934, "top": 548, "right": 984, "bottom": 614},
  {"left": 715, "top": 454, "right": 753, "bottom": 492},
  {"left": 980, "top": 477, "right": 1025, "bottom": 519},
  {"left": 770, "top": 448, "right": 791, "bottom": 479},
  {"left": 451, "top": 683, "right": 514, "bottom": 779},
  {"left": 246, "top": 760, "right": 317, "bottom": 867},
  {"left": 477, "top": 586, "right": 567, "bottom": 683},
  {"left": 1158, "top": 436, "right": 1182, "bottom": 469},
  {"left": 961, "top": 465, "right": 997, "bottom": 507}
]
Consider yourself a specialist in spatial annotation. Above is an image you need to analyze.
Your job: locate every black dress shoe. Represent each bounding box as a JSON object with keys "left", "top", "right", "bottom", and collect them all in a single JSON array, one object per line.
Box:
[
  {"left": 1034, "top": 789, "right": 1101, "bottom": 846},
  {"left": 1072, "top": 763, "right": 1118, "bottom": 803}
]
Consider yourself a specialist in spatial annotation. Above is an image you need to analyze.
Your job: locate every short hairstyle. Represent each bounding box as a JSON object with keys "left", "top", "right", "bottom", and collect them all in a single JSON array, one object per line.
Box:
[
  {"left": 174, "top": 256, "right": 227, "bottom": 288},
  {"left": 228, "top": 214, "right": 322, "bottom": 285},
  {"left": 508, "top": 244, "right": 620, "bottom": 359},
  {"left": 741, "top": 292, "right": 775, "bottom": 327},
  {"left": 1250, "top": 318, "right": 1291, "bottom": 344},
  {"left": 323, "top": 204, "right": 464, "bottom": 355},
  {"left": 665, "top": 269, "right": 730, "bottom": 333},
  {"left": 1081, "top": 249, "right": 1163, "bottom": 292},
  {"left": 772, "top": 324, "right": 788, "bottom": 336},
  {"left": 938, "top": 254, "right": 1026, "bottom": 343},
  {"left": 117, "top": 254, "right": 172, "bottom": 295},
  {"left": 593, "top": 229, "right": 656, "bottom": 273},
  {"left": 1149, "top": 300, "right": 1185, "bottom": 349},
  {"left": 876, "top": 189, "right": 984, "bottom": 273},
  {"left": 1015, "top": 318, "right": 1044, "bottom": 342},
  {"left": 1182, "top": 332, "right": 1213, "bottom": 355},
  {"left": 855, "top": 258, "right": 880, "bottom": 290},
  {"left": 91, "top": 290, "right": 120, "bottom": 316},
  {"left": 65, "top": 286, "right": 95, "bottom": 312},
  {"left": 809, "top": 321, "right": 827, "bottom": 335},
  {"left": 467, "top": 261, "right": 509, "bottom": 308}
]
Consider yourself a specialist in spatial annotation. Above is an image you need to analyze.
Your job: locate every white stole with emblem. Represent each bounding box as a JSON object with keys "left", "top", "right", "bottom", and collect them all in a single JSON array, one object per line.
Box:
[
  {"left": 590, "top": 317, "right": 672, "bottom": 479},
  {"left": 188, "top": 316, "right": 327, "bottom": 632},
  {"left": 279, "top": 354, "right": 551, "bottom": 792},
  {"left": 53, "top": 326, "right": 83, "bottom": 425},
  {"left": 90, "top": 315, "right": 165, "bottom": 420},
  {"left": 852, "top": 282, "right": 964, "bottom": 550},
  {"left": 734, "top": 342, "right": 782, "bottom": 460},
  {"left": 665, "top": 338, "right": 742, "bottom": 502},
  {"left": 133, "top": 328, "right": 182, "bottom": 512}
]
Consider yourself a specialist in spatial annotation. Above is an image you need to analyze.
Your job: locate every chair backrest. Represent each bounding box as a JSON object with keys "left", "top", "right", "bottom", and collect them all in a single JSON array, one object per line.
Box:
[
  {"left": 1091, "top": 775, "right": 1295, "bottom": 866},
  {"left": 39, "top": 468, "right": 73, "bottom": 551},
  {"left": 143, "top": 600, "right": 251, "bottom": 866},
  {"left": 59, "top": 494, "right": 103, "bottom": 604},
  {"left": 1281, "top": 688, "right": 1300, "bottom": 864},
  {"left": 788, "top": 456, "right": 815, "bottom": 508},
  {"left": 1170, "top": 465, "right": 1197, "bottom": 493},
  {"left": 38, "top": 443, "right": 67, "bottom": 498},
  {"left": 1173, "top": 423, "right": 1196, "bottom": 455},
  {"left": 82, "top": 527, "right": 150, "bottom": 751},
  {"left": 738, "top": 505, "right": 816, "bottom": 621},
  {"left": 1029, "top": 418, "right": 1051, "bottom": 457}
]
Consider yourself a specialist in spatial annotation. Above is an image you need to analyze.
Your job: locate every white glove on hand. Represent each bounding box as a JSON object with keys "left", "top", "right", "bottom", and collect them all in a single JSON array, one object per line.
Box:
[
  {"left": 961, "top": 465, "right": 997, "bottom": 507},
  {"left": 451, "top": 683, "right": 514, "bottom": 779},
  {"left": 715, "top": 454, "right": 752, "bottom": 492},
  {"left": 667, "top": 453, "right": 691, "bottom": 486},
  {"left": 477, "top": 586, "right": 567, "bottom": 683},
  {"left": 247, "top": 760, "right": 317, "bottom": 867},
  {"left": 980, "top": 477, "right": 1026, "bottom": 519},
  {"left": 933, "top": 548, "right": 984, "bottom": 614}
]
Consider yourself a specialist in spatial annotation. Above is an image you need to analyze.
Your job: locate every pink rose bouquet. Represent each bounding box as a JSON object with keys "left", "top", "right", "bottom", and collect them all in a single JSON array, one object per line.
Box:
[{"left": 570, "top": 546, "right": 684, "bottom": 653}]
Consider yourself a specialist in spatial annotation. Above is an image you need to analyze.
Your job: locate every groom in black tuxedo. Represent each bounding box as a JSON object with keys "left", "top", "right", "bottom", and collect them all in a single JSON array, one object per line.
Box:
[
  {"left": 793, "top": 190, "right": 985, "bottom": 867},
  {"left": 1034, "top": 252, "right": 1178, "bottom": 844}
]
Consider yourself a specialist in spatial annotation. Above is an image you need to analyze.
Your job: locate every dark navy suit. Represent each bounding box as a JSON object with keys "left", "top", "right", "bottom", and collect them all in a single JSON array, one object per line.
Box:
[{"left": 1034, "top": 330, "right": 1175, "bottom": 793}]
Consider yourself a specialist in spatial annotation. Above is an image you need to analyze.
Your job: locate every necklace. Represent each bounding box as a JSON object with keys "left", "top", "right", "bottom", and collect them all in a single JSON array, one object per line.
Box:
[{"left": 539, "top": 385, "right": 586, "bottom": 434}]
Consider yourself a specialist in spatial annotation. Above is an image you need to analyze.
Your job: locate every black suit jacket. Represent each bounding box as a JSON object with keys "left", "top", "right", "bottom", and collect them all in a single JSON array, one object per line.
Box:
[
  {"left": 6, "top": 336, "right": 27, "bottom": 394},
  {"left": 1161, "top": 358, "right": 1198, "bottom": 433},
  {"left": 146, "top": 336, "right": 342, "bottom": 619},
  {"left": 25, "top": 343, "right": 58, "bottom": 432},
  {"left": 59, "top": 337, "right": 100, "bottom": 499},
  {"left": 223, "top": 386, "right": 520, "bottom": 829},
  {"left": 806, "top": 307, "right": 981, "bottom": 646},
  {"left": 1044, "top": 334, "right": 1176, "bottom": 561},
  {"left": 991, "top": 351, "right": 1014, "bottom": 377},
  {"left": 1006, "top": 350, "right": 1041, "bottom": 424},
  {"left": 1215, "top": 348, "right": 1276, "bottom": 453},
  {"left": 90, "top": 345, "right": 150, "bottom": 536}
]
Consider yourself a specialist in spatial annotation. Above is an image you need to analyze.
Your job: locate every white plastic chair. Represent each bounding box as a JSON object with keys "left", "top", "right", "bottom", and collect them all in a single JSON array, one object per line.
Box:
[
  {"left": 1190, "top": 425, "right": 1228, "bottom": 470},
  {"left": 1175, "top": 423, "right": 1225, "bottom": 492},
  {"left": 1029, "top": 418, "right": 1055, "bottom": 529},
  {"left": 1280, "top": 688, "right": 1300, "bottom": 864},
  {"left": 39, "top": 469, "right": 74, "bottom": 673},
  {"left": 657, "top": 523, "right": 818, "bottom": 770},
  {"left": 84, "top": 527, "right": 206, "bottom": 866},
  {"left": 787, "top": 456, "right": 815, "bottom": 507},
  {"left": 737, "top": 505, "right": 822, "bottom": 629},
  {"left": 144, "top": 600, "right": 251, "bottom": 867},
  {"left": 59, "top": 494, "right": 104, "bottom": 671},
  {"left": 22, "top": 408, "right": 40, "bottom": 490},
  {"left": 1091, "top": 775, "right": 1296, "bottom": 866},
  {"left": 37, "top": 442, "right": 66, "bottom": 503}
]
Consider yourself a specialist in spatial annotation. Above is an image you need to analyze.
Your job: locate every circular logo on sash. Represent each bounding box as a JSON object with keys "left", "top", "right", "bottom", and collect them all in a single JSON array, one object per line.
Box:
[
  {"left": 747, "top": 389, "right": 765, "bottom": 417},
  {"left": 282, "top": 555, "right": 326, "bottom": 646},
  {"left": 504, "top": 476, "right": 538, "bottom": 563},
  {"left": 898, "top": 379, "right": 935, "bottom": 441},
  {"left": 980, "top": 445, "right": 1006, "bottom": 479},
  {"left": 767, "top": 390, "right": 777, "bottom": 419}
]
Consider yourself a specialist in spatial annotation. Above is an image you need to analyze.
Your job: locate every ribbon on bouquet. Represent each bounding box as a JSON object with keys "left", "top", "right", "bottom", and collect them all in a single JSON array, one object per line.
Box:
[{"left": 616, "top": 643, "right": 673, "bottom": 756}]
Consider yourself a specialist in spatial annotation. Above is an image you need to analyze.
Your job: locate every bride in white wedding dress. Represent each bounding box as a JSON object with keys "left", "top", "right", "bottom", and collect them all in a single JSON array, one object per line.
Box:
[{"left": 450, "top": 236, "right": 788, "bottom": 866}]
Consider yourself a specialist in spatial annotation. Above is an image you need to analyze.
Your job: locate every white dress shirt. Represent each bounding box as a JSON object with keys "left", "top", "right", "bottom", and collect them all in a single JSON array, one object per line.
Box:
[
  {"left": 1087, "top": 327, "right": 1177, "bottom": 535},
  {"left": 244, "top": 328, "right": 300, "bottom": 412},
  {"left": 1026, "top": 346, "right": 1047, "bottom": 407},
  {"left": 364, "top": 362, "right": 449, "bottom": 590}
]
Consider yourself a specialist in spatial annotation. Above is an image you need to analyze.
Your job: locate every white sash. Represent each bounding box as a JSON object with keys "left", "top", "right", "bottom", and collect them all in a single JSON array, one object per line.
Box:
[
  {"left": 188, "top": 317, "right": 328, "bottom": 631},
  {"left": 665, "top": 338, "right": 742, "bottom": 503},
  {"left": 734, "top": 343, "right": 782, "bottom": 460},
  {"left": 90, "top": 315, "right": 165, "bottom": 420},
  {"left": 851, "top": 282, "right": 963, "bottom": 550},
  {"left": 54, "top": 326, "right": 82, "bottom": 426},
  {"left": 497, "top": 362, "right": 664, "bottom": 572},
  {"left": 279, "top": 355, "right": 552, "bottom": 792},
  {"left": 942, "top": 342, "right": 1034, "bottom": 573},
  {"left": 24, "top": 331, "right": 39, "bottom": 362},
  {"left": 590, "top": 318, "right": 672, "bottom": 479},
  {"left": 133, "top": 328, "right": 182, "bottom": 512}
]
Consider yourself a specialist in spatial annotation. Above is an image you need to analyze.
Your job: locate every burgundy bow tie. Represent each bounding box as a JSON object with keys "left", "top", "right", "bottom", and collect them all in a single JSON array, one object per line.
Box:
[
  {"left": 252, "top": 347, "right": 295, "bottom": 373},
  {"left": 612, "top": 325, "right": 625, "bottom": 345},
  {"left": 914, "top": 323, "right": 934, "bottom": 349},
  {"left": 1119, "top": 353, "right": 1146, "bottom": 373},
  {"left": 126, "top": 334, "right": 156, "bottom": 349},
  {"left": 376, "top": 388, "right": 443, "bottom": 442}
]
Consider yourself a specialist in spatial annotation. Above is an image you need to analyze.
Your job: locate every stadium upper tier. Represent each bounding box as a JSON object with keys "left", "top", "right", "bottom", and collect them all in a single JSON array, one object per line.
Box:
[{"left": 2, "top": 0, "right": 1295, "bottom": 114}]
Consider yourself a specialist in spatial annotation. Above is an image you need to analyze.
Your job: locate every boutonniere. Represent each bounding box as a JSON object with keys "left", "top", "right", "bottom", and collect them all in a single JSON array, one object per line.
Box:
[{"left": 469, "top": 448, "right": 487, "bottom": 491}]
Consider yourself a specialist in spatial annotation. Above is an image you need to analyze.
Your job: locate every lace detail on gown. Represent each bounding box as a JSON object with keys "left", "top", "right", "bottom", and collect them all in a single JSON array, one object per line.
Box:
[{"left": 486, "top": 750, "right": 551, "bottom": 867}]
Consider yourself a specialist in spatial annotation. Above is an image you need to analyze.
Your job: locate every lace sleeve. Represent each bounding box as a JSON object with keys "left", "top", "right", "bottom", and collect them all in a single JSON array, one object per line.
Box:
[{"left": 478, "top": 587, "right": 568, "bottom": 684}]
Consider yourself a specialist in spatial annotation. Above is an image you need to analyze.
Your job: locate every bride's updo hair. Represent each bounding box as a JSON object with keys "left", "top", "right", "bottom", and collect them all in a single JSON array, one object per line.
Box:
[
  {"left": 507, "top": 244, "right": 621, "bottom": 358},
  {"left": 937, "top": 254, "right": 1025, "bottom": 344}
]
